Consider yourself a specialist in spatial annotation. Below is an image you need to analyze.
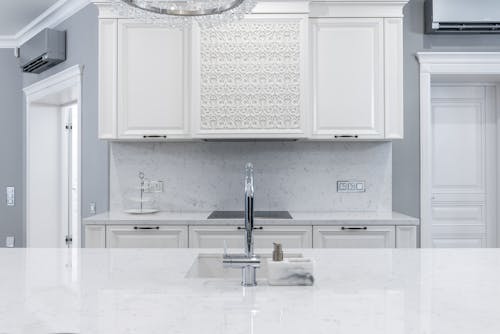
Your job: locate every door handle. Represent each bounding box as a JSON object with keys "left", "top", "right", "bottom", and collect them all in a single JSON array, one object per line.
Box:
[
  {"left": 334, "top": 135, "right": 359, "bottom": 139},
  {"left": 133, "top": 226, "right": 160, "bottom": 230}
]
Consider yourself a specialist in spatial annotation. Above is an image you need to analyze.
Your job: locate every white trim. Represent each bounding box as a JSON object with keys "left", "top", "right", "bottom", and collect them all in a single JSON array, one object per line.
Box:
[
  {"left": 417, "top": 52, "right": 500, "bottom": 248},
  {"left": 25, "top": 64, "right": 83, "bottom": 248},
  {"left": 0, "top": 0, "right": 89, "bottom": 49}
]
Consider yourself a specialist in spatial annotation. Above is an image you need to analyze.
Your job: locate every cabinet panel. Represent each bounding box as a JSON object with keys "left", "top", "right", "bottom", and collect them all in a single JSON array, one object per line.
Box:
[
  {"left": 191, "top": 15, "right": 309, "bottom": 139},
  {"left": 106, "top": 225, "right": 188, "bottom": 248},
  {"left": 117, "top": 21, "right": 189, "bottom": 138},
  {"left": 311, "top": 18, "right": 384, "bottom": 139},
  {"left": 313, "top": 226, "right": 395, "bottom": 248},
  {"left": 395, "top": 226, "right": 417, "bottom": 248},
  {"left": 189, "top": 225, "right": 313, "bottom": 249},
  {"left": 98, "top": 19, "right": 117, "bottom": 139},
  {"left": 384, "top": 18, "right": 404, "bottom": 139},
  {"left": 85, "top": 225, "right": 106, "bottom": 248}
]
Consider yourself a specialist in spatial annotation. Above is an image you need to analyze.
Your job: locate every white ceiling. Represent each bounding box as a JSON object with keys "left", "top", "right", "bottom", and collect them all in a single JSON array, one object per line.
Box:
[{"left": 0, "top": 0, "right": 60, "bottom": 35}]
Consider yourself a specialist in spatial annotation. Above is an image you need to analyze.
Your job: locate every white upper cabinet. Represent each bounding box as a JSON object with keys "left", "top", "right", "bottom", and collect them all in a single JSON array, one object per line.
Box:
[
  {"left": 96, "top": 0, "right": 407, "bottom": 140},
  {"left": 310, "top": 18, "right": 385, "bottom": 139},
  {"left": 191, "top": 14, "right": 309, "bottom": 139},
  {"left": 117, "top": 21, "right": 190, "bottom": 139}
]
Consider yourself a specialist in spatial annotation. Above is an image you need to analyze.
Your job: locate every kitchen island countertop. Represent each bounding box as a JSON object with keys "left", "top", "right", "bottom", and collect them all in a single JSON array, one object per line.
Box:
[{"left": 1, "top": 248, "right": 499, "bottom": 333}]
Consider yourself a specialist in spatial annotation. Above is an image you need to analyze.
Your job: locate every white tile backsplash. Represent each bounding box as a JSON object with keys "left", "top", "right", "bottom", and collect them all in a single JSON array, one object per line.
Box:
[{"left": 110, "top": 141, "right": 392, "bottom": 212}]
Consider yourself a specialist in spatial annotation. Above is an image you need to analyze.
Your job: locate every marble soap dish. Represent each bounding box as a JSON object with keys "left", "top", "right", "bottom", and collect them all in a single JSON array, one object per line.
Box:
[{"left": 267, "top": 258, "right": 315, "bottom": 286}]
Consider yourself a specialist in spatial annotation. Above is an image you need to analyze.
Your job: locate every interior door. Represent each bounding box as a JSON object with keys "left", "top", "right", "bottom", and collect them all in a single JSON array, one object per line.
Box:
[{"left": 429, "top": 84, "right": 497, "bottom": 248}]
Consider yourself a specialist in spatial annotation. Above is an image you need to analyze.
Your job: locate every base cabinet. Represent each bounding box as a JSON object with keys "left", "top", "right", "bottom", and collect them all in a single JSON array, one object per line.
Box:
[
  {"left": 84, "top": 225, "right": 106, "bottom": 248},
  {"left": 313, "top": 226, "right": 396, "bottom": 248},
  {"left": 188, "top": 225, "right": 313, "bottom": 249},
  {"left": 106, "top": 225, "right": 188, "bottom": 248}
]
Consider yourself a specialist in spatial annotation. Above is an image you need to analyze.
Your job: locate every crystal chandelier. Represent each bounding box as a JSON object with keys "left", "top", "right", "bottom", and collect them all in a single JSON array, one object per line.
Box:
[{"left": 115, "top": 0, "right": 258, "bottom": 28}]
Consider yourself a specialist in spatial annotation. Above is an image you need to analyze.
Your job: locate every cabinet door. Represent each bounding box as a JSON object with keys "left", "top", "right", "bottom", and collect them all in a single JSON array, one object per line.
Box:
[
  {"left": 188, "top": 225, "right": 313, "bottom": 249},
  {"left": 311, "top": 18, "right": 384, "bottom": 139},
  {"left": 85, "top": 225, "right": 106, "bottom": 248},
  {"left": 117, "top": 21, "right": 189, "bottom": 139},
  {"left": 313, "top": 226, "right": 395, "bottom": 248},
  {"left": 395, "top": 226, "right": 418, "bottom": 248},
  {"left": 191, "top": 14, "right": 309, "bottom": 139},
  {"left": 106, "top": 225, "right": 188, "bottom": 248}
]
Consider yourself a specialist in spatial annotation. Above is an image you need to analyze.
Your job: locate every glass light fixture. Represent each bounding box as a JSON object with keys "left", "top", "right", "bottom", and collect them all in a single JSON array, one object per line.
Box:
[{"left": 115, "top": 0, "right": 257, "bottom": 28}]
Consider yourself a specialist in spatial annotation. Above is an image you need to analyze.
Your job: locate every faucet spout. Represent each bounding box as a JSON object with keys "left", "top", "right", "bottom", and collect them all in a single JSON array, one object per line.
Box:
[{"left": 244, "top": 163, "right": 254, "bottom": 257}]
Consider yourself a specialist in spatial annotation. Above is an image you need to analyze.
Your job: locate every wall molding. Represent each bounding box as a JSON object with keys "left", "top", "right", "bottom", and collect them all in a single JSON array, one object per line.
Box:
[
  {"left": 0, "top": 0, "right": 89, "bottom": 49},
  {"left": 417, "top": 51, "right": 500, "bottom": 248}
]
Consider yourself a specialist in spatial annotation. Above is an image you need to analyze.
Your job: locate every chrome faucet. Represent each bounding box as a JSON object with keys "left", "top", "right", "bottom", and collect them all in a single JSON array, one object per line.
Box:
[{"left": 223, "top": 163, "right": 260, "bottom": 286}]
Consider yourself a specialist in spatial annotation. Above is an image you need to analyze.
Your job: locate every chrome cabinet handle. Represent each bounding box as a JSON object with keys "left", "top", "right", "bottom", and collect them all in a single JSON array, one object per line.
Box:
[
  {"left": 237, "top": 226, "right": 263, "bottom": 230},
  {"left": 133, "top": 226, "right": 160, "bottom": 230},
  {"left": 341, "top": 227, "right": 368, "bottom": 230}
]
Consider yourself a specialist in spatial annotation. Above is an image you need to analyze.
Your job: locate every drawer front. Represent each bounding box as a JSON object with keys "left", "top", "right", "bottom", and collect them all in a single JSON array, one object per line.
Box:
[
  {"left": 188, "top": 225, "right": 313, "bottom": 249},
  {"left": 313, "top": 226, "right": 396, "bottom": 248},
  {"left": 106, "top": 225, "right": 188, "bottom": 248}
]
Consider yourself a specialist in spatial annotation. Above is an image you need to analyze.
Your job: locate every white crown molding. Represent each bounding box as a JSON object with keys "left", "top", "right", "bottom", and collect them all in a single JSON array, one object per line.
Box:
[
  {"left": 0, "top": 0, "right": 90, "bottom": 49},
  {"left": 417, "top": 52, "right": 500, "bottom": 74}
]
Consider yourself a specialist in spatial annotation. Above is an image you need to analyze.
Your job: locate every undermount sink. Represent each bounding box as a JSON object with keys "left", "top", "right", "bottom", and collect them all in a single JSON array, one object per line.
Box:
[
  {"left": 207, "top": 211, "right": 292, "bottom": 219},
  {"left": 185, "top": 253, "right": 303, "bottom": 279}
]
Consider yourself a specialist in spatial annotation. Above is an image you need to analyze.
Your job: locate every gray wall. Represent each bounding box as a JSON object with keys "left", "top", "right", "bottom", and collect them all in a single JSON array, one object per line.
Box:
[
  {"left": 0, "top": 49, "right": 23, "bottom": 247},
  {"left": 22, "top": 4, "right": 109, "bottom": 244},
  {"left": 393, "top": 0, "right": 500, "bottom": 218}
]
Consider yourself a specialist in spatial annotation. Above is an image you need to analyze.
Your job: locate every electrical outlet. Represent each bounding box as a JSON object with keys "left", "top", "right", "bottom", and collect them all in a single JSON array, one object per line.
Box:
[
  {"left": 89, "top": 202, "right": 96, "bottom": 215},
  {"left": 337, "top": 181, "right": 365, "bottom": 193},
  {"left": 6, "top": 187, "right": 14, "bottom": 206},
  {"left": 6, "top": 236, "right": 14, "bottom": 248},
  {"left": 144, "top": 180, "right": 164, "bottom": 193}
]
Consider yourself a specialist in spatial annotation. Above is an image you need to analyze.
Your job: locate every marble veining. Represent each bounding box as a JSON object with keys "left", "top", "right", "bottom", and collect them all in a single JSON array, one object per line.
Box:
[
  {"left": 109, "top": 141, "right": 392, "bottom": 213},
  {"left": 1, "top": 248, "right": 500, "bottom": 333}
]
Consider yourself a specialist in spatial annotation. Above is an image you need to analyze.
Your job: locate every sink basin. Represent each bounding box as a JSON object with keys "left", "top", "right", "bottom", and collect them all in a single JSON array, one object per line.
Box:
[{"left": 185, "top": 253, "right": 303, "bottom": 279}]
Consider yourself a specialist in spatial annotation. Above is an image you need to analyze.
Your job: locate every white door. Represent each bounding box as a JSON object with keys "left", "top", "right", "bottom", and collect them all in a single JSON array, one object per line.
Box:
[
  {"left": 313, "top": 226, "right": 395, "bottom": 248},
  {"left": 188, "top": 225, "right": 313, "bottom": 249},
  {"left": 310, "top": 18, "right": 384, "bottom": 139},
  {"left": 106, "top": 225, "right": 188, "bottom": 248},
  {"left": 117, "top": 21, "right": 189, "bottom": 139},
  {"left": 428, "top": 85, "right": 497, "bottom": 248}
]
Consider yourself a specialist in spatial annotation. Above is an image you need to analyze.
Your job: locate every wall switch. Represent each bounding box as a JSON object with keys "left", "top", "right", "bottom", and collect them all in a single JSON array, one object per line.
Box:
[
  {"left": 337, "top": 181, "right": 365, "bottom": 193},
  {"left": 6, "top": 187, "right": 14, "bottom": 206},
  {"left": 89, "top": 202, "right": 96, "bottom": 215},
  {"left": 6, "top": 236, "right": 14, "bottom": 248}
]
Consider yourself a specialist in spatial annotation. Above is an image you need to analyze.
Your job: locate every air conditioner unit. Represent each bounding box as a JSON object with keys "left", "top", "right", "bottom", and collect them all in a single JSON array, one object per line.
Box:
[
  {"left": 19, "top": 28, "right": 66, "bottom": 74},
  {"left": 425, "top": 0, "right": 500, "bottom": 34}
]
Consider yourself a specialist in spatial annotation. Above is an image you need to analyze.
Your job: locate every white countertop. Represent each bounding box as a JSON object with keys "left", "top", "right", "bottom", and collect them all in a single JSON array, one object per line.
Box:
[
  {"left": 83, "top": 210, "right": 419, "bottom": 226},
  {"left": 1, "top": 248, "right": 499, "bottom": 333}
]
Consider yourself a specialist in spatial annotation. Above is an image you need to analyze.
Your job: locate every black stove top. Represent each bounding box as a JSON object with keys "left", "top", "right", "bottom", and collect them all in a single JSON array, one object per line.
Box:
[{"left": 207, "top": 211, "right": 292, "bottom": 219}]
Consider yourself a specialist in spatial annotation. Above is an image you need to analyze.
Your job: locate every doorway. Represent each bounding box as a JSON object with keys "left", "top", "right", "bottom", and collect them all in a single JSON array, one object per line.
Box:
[
  {"left": 24, "top": 66, "right": 82, "bottom": 248},
  {"left": 418, "top": 52, "right": 500, "bottom": 248}
]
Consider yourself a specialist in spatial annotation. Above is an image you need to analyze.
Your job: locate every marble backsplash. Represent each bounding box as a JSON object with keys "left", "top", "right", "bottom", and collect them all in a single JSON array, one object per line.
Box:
[{"left": 109, "top": 141, "right": 392, "bottom": 213}]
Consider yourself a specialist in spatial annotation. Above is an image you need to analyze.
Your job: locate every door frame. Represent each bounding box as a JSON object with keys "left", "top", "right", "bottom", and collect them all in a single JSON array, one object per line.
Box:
[
  {"left": 417, "top": 52, "right": 500, "bottom": 247},
  {"left": 24, "top": 65, "right": 83, "bottom": 247}
]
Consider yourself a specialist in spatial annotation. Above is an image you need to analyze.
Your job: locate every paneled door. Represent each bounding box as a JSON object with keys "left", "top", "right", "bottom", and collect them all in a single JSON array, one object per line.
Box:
[{"left": 428, "top": 85, "right": 497, "bottom": 247}]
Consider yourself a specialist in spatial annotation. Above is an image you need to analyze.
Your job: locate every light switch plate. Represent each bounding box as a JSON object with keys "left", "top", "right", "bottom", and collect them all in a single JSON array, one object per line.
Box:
[
  {"left": 337, "top": 181, "right": 365, "bottom": 193},
  {"left": 144, "top": 180, "right": 164, "bottom": 193},
  {"left": 89, "top": 202, "right": 96, "bottom": 215},
  {"left": 6, "top": 187, "right": 14, "bottom": 206},
  {"left": 6, "top": 236, "right": 14, "bottom": 248}
]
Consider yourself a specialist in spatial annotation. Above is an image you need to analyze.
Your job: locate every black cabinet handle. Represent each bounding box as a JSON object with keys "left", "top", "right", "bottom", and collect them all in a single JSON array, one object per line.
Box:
[
  {"left": 334, "top": 135, "right": 359, "bottom": 139},
  {"left": 143, "top": 135, "right": 167, "bottom": 139},
  {"left": 134, "top": 226, "right": 160, "bottom": 230},
  {"left": 341, "top": 227, "right": 368, "bottom": 230},
  {"left": 237, "top": 226, "right": 264, "bottom": 230}
]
